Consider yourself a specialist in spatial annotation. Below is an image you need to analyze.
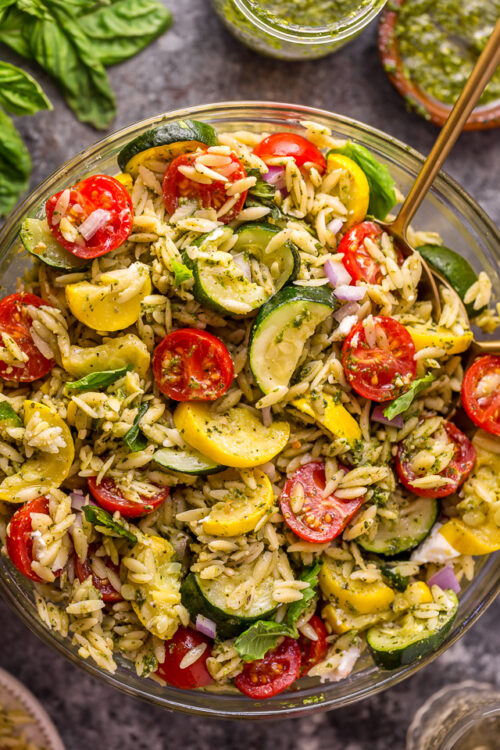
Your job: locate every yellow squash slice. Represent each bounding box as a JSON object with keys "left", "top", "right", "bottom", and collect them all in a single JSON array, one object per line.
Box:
[
  {"left": 62, "top": 334, "right": 150, "bottom": 379},
  {"left": 202, "top": 469, "right": 274, "bottom": 536},
  {"left": 292, "top": 394, "right": 362, "bottom": 445},
  {"left": 326, "top": 153, "right": 369, "bottom": 230},
  {"left": 406, "top": 323, "right": 473, "bottom": 357},
  {"left": 319, "top": 558, "right": 395, "bottom": 615}
]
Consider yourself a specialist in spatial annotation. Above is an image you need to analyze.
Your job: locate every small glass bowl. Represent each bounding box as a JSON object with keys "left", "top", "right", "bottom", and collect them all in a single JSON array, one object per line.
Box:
[
  {"left": 0, "top": 101, "right": 499, "bottom": 719},
  {"left": 210, "top": 0, "right": 388, "bottom": 60}
]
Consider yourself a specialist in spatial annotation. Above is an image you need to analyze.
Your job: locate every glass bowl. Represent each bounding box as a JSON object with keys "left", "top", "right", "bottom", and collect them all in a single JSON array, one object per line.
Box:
[
  {"left": 0, "top": 102, "right": 499, "bottom": 719},
  {"left": 210, "top": 0, "right": 388, "bottom": 60}
]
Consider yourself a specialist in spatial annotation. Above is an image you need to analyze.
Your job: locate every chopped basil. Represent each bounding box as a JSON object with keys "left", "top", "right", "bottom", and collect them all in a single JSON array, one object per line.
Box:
[
  {"left": 0, "top": 400, "right": 22, "bottom": 426},
  {"left": 65, "top": 365, "right": 132, "bottom": 393},
  {"left": 286, "top": 562, "right": 321, "bottom": 628},
  {"left": 171, "top": 259, "right": 193, "bottom": 287},
  {"left": 383, "top": 373, "right": 435, "bottom": 420},
  {"left": 123, "top": 403, "right": 149, "bottom": 452},
  {"left": 83, "top": 504, "right": 137, "bottom": 543},
  {"left": 234, "top": 620, "right": 297, "bottom": 662}
]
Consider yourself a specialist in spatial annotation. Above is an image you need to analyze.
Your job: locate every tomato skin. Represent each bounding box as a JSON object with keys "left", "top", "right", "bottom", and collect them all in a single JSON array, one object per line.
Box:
[
  {"left": 46, "top": 175, "right": 133, "bottom": 259},
  {"left": 153, "top": 328, "right": 234, "bottom": 402},
  {"left": 0, "top": 293, "right": 55, "bottom": 382},
  {"left": 156, "top": 627, "right": 214, "bottom": 689},
  {"left": 338, "top": 221, "right": 384, "bottom": 284},
  {"left": 253, "top": 133, "right": 326, "bottom": 173},
  {"left": 461, "top": 355, "right": 500, "bottom": 437},
  {"left": 163, "top": 152, "right": 247, "bottom": 223},
  {"left": 6, "top": 497, "right": 53, "bottom": 582},
  {"left": 341, "top": 315, "right": 416, "bottom": 402},
  {"left": 75, "top": 544, "right": 122, "bottom": 603},
  {"left": 298, "top": 615, "right": 328, "bottom": 675},
  {"left": 88, "top": 476, "right": 169, "bottom": 518},
  {"left": 235, "top": 637, "right": 301, "bottom": 699},
  {"left": 280, "top": 461, "right": 364, "bottom": 543},
  {"left": 395, "top": 420, "right": 476, "bottom": 499}
]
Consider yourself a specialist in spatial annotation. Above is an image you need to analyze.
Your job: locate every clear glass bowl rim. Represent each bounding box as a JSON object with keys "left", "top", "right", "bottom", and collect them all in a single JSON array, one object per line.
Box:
[{"left": 0, "top": 100, "right": 499, "bottom": 720}]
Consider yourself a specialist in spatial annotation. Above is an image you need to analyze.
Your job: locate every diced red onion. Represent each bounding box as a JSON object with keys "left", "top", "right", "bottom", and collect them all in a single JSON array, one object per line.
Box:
[
  {"left": 372, "top": 404, "right": 404, "bottom": 428},
  {"left": 261, "top": 406, "right": 271, "bottom": 427},
  {"left": 196, "top": 614, "right": 217, "bottom": 640},
  {"left": 326, "top": 218, "right": 344, "bottom": 236},
  {"left": 427, "top": 565, "right": 461, "bottom": 594},
  {"left": 324, "top": 259, "right": 352, "bottom": 288},
  {"left": 334, "top": 285, "right": 366, "bottom": 301},
  {"left": 51, "top": 189, "right": 70, "bottom": 225},
  {"left": 70, "top": 491, "right": 87, "bottom": 511},
  {"left": 333, "top": 301, "right": 361, "bottom": 323},
  {"left": 263, "top": 166, "right": 287, "bottom": 191},
  {"left": 78, "top": 209, "right": 111, "bottom": 241}
]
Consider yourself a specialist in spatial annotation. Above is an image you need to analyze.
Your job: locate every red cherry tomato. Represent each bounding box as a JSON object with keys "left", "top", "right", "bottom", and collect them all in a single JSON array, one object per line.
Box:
[
  {"left": 461, "top": 355, "right": 500, "bottom": 437},
  {"left": 339, "top": 221, "right": 394, "bottom": 285},
  {"left": 6, "top": 497, "right": 54, "bottom": 582},
  {"left": 88, "top": 476, "right": 169, "bottom": 518},
  {"left": 341, "top": 316, "right": 416, "bottom": 402},
  {"left": 280, "top": 462, "right": 364, "bottom": 543},
  {"left": 45, "top": 175, "right": 133, "bottom": 259},
  {"left": 163, "top": 151, "right": 247, "bottom": 223},
  {"left": 395, "top": 420, "right": 475, "bottom": 499},
  {"left": 0, "top": 293, "right": 55, "bottom": 382},
  {"left": 75, "top": 544, "right": 122, "bottom": 603},
  {"left": 253, "top": 132, "right": 326, "bottom": 173},
  {"left": 153, "top": 328, "right": 234, "bottom": 402},
  {"left": 235, "top": 637, "right": 301, "bottom": 699},
  {"left": 298, "top": 615, "right": 328, "bottom": 676},
  {"left": 156, "top": 627, "right": 214, "bottom": 689}
]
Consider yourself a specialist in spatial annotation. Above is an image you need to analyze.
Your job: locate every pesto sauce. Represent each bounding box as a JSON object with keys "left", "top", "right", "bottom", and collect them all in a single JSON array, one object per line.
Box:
[
  {"left": 248, "top": 0, "right": 370, "bottom": 28},
  {"left": 394, "top": 0, "right": 500, "bottom": 106}
]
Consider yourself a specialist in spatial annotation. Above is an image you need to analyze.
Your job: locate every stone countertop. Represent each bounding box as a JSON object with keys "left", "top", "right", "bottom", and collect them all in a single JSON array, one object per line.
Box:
[{"left": 1, "top": 1, "right": 499, "bottom": 747}]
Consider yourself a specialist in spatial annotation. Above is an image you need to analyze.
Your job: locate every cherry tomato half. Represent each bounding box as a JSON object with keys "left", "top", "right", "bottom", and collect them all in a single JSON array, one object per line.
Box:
[
  {"left": 153, "top": 328, "right": 234, "bottom": 402},
  {"left": 75, "top": 544, "right": 122, "bottom": 603},
  {"left": 298, "top": 615, "right": 328, "bottom": 676},
  {"left": 341, "top": 316, "right": 416, "bottom": 402},
  {"left": 163, "top": 151, "right": 247, "bottom": 223},
  {"left": 395, "top": 420, "right": 475, "bottom": 499},
  {"left": 6, "top": 496, "right": 53, "bottom": 582},
  {"left": 280, "top": 461, "right": 364, "bottom": 543},
  {"left": 0, "top": 293, "right": 55, "bottom": 382},
  {"left": 156, "top": 627, "right": 214, "bottom": 689},
  {"left": 88, "top": 476, "right": 169, "bottom": 518},
  {"left": 46, "top": 175, "right": 133, "bottom": 259},
  {"left": 253, "top": 132, "right": 326, "bottom": 173},
  {"left": 461, "top": 355, "right": 500, "bottom": 437},
  {"left": 338, "top": 220, "right": 403, "bottom": 285},
  {"left": 235, "top": 637, "right": 301, "bottom": 699}
]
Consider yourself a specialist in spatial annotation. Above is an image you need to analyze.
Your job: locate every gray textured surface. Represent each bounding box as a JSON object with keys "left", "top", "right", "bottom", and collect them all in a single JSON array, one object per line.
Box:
[{"left": 1, "top": 0, "right": 500, "bottom": 747}]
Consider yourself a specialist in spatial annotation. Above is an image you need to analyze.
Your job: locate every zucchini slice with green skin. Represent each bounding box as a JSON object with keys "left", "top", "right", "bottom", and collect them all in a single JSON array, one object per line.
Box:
[
  {"left": 20, "top": 219, "right": 89, "bottom": 271},
  {"left": 117, "top": 119, "right": 218, "bottom": 176},
  {"left": 249, "top": 285, "right": 338, "bottom": 395},
  {"left": 417, "top": 244, "right": 484, "bottom": 318},
  {"left": 381, "top": 565, "right": 410, "bottom": 592},
  {"left": 367, "top": 588, "right": 458, "bottom": 669},
  {"left": 180, "top": 564, "right": 278, "bottom": 639},
  {"left": 153, "top": 446, "right": 224, "bottom": 475},
  {"left": 357, "top": 496, "right": 438, "bottom": 557},
  {"left": 233, "top": 222, "right": 300, "bottom": 291}
]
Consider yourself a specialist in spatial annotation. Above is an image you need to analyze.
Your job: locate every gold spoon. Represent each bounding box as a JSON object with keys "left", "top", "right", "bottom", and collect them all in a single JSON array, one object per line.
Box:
[{"left": 378, "top": 16, "right": 500, "bottom": 358}]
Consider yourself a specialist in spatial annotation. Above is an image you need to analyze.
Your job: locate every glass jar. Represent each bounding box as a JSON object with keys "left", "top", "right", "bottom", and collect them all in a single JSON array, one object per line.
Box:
[{"left": 210, "top": 0, "right": 388, "bottom": 60}]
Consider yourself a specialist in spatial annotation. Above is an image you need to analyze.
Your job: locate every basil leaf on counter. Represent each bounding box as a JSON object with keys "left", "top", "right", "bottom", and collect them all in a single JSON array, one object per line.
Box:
[
  {"left": 383, "top": 373, "right": 436, "bottom": 420},
  {"left": 123, "top": 403, "right": 149, "bottom": 452},
  {"left": 0, "top": 61, "right": 51, "bottom": 115},
  {"left": 286, "top": 562, "right": 321, "bottom": 629},
  {"left": 0, "top": 109, "right": 31, "bottom": 216},
  {"left": 0, "top": 7, "right": 33, "bottom": 56},
  {"left": 65, "top": 365, "right": 132, "bottom": 393},
  {"left": 83, "top": 504, "right": 137, "bottom": 543},
  {"left": 79, "top": 0, "right": 172, "bottom": 67},
  {"left": 234, "top": 620, "right": 297, "bottom": 662}
]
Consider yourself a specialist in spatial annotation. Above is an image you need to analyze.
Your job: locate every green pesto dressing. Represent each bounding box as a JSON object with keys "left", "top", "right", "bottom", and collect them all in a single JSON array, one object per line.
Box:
[
  {"left": 394, "top": 0, "right": 500, "bottom": 106},
  {"left": 248, "top": 0, "right": 370, "bottom": 28}
]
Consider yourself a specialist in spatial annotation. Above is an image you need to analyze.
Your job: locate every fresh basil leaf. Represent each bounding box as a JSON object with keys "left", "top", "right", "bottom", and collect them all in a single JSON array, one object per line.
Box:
[
  {"left": 383, "top": 373, "right": 436, "bottom": 420},
  {"left": 247, "top": 168, "right": 275, "bottom": 201},
  {"left": 0, "top": 61, "right": 51, "bottom": 115},
  {"left": 286, "top": 562, "right": 321, "bottom": 628},
  {"left": 330, "top": 143, "right": 397, "bottom": 220},
  {"left": 78, "top": 0, "right": 172, "bottom": 67},
  {"left": 15, "top": 0, "right": 51, "bottom": 17},
  {"left": 0, "top": 8, "right": 33, "bottom": 57},
  {"left": 123, "top": 402, "right": 149, "bottom": 452},
  {"left": 234, "top": 620, "right": 297, "bottom": 662},
  {"left": 83, "top": 504, "right": 137, "bottom": 543},
  {"left": 0, "top": 109, "right": 31, "bottom": 216},
  {"left": 171, "top": 259, "right": 193, "bottom": 287},
  {"left": 65, "top": 365, "right": 132, "bottom": 393},
  {"left": 0, "top": 0, "right": 15, "bottom": 21},
  {"left": 0, "top": 400, "right": 22, "bottom": 426}
]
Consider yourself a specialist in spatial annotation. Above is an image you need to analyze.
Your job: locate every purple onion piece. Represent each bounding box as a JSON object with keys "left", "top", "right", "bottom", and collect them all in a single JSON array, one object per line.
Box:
[
  {"left": 324, "top": 259, "right": 352, "bottom": 288},
  {"left": 70, "top": 491, "right": 87, "bottom": 511},
  {"left": 196, "top": 614, "right": 217, "bottom": 640},
  {"left": 326, "top": 218, "right": 344, "bottom": 236},
  {"left": 427, "top": 565, "right": 461, "bottom": 594},
  {"left": 262, "top": 166, "right": 286, "bottom": 191},
  {"left": 371, "top": 404, "right": 404, "bottom": 428},
  {"left": 333, "top": 301, "right": 361, "bottom": 323},
  {"left": 334, "top": 284, "right": 366, "bottom": 301}
]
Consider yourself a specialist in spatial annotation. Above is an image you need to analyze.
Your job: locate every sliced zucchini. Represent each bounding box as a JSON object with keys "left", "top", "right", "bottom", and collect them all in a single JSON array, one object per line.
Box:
[
  {"left": 20, "top": 218, "right": 88, "bottom": 271},
  {"left": 191, "top": 255, "right": 269, "bottom": 316},
  {"left": 181, "top": 561, "right": 278, "bottom": 639},
  {"left": 153, "top": 446, "right": 223, "bottom": 475},
  {"left": 62, "top": 334, "right": 151, "bottom": 379},
  {"left": 366, "top": 588, "right": 459, "bottom": 669},
  {"left": 417, "top": 244, "right": 484, "bottom": 318},
  {"left": 233, "top": 222, "right": 300, "bottom": 291},
  {"left": 381, "top": 565, "right": 410, "bottom": 592},
  {"left": 249, "top": 285, "right": 338, "bottom": 394},
  {"left": 357, "top": 495, "right": 438, "bottom": 557},
  {"left": 117, "top": 119, "right": 218, "bottom": 176}
]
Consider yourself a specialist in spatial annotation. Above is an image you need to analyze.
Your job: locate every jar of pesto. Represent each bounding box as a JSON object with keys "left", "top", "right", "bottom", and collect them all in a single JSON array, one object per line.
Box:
[{"left": 211, "top": 0, "right": 388, "bottom": 60}]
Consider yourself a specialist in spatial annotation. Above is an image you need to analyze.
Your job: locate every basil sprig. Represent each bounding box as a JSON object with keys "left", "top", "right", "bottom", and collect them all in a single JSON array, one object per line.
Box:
[
  {"left": 123, "top": 403, "right": 149, "bottom": 452},
  {"left": 65, "top": 365, "right": 132, "bottom": 393},
  {"left": 83, "top": 504, "right": 137, "bottom": 544},
  {"left": 383, "top": 373, "right": 436, "bottom": 420}
]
